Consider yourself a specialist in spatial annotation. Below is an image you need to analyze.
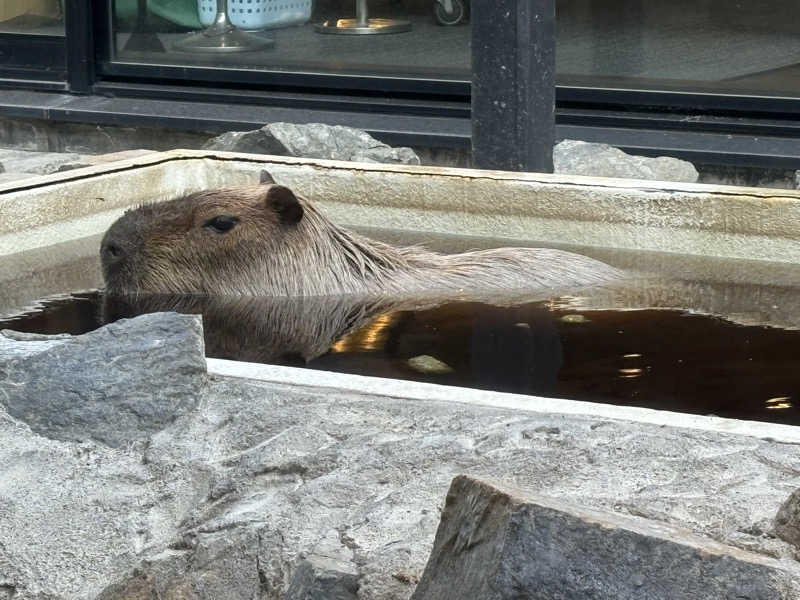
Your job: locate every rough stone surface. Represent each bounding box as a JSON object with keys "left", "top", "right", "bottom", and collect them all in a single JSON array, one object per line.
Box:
[
  {"left": 284, "top": 554, "right": 359, "bottom": 600},
  {"left": 775, "top": 489, "right": 800, "bottom": 548},
  {"left": 0, "top": 149, "right": 81, "bottom": 175},
  {"left": 2, "top": 337, "right": 800, "bottom": 599},
  {"left": 202, "top": 122, "right": 421, "bottom": 165},
  {"left": 0, "top": 312, "right": 206, "bottom": 447},
  {"left": 412, "top": 476, "right": 800, "bottom": 600},
  {"left": 0, "top": 115, "right": 796, "bottom": 188},
  {"left": 0, "top": 117, "right": 211, "bottom": 154},
  {"left": 55, "top": 149, "right": 158, "bottom": 172},
  {"left": 554, "top": 139, "right": 699, "bottom": 183},
  {"left": 0, "top": 115, "right": 793, "bottom": 188},
  {"left": 0, "top": 149, "right": 154, "bottom": 181}
]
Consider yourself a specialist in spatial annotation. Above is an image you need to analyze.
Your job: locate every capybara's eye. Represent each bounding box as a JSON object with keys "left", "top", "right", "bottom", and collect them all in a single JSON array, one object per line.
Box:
[{"left": 203, "top": 215, "right": 240, "bottom": 234}]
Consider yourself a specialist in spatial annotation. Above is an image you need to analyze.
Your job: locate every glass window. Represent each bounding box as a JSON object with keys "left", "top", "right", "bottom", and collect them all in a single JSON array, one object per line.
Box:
[
  {"left": 108, "top": 0, "right": 470, "bottom": 84},
  {"left": 0, "top": 0, "right": 66, "bottom": 80},
  {"left": 0, "top": 0, "right": 65, "bottom": 35},
  {"left": 557, "top": 0, "right": 800, "bottom": 97}
]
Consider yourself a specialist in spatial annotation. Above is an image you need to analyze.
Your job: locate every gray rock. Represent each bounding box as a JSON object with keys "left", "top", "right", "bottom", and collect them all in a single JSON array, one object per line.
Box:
[
  {"left": 0, "top": 414, "right": 190, "bottom": 599},
  {"left": 97, "top": 528, "right": 263, "bottom": 600},
  {"left": 3, "top": 363, "right": 800, "bottom": 600},
  {"left": 201, "top": 128, "right": 285, "bottom": 156},
  {"left": 55, "top": 149, "right": 157, "bottom": 172},
  {"left": 285, "top": 554, "right": 359, "bottom": 600},
  {"left": 412, "top": 475, "right": 800, "bottom": 600},
  {"left": 0, "top": 116, "right": 211, "bottom": 154},
  {"left": 203, "top": 122, "right": 421, "bottom": 165},
  {"left": 775, "top": 489, "right": 800, "bottom": 548},
  {"left": 0, "top": 149, "right": 81, "bottom": 175},
  {"left": 554, "top": 139, "right": 699, "bottom": 183},
  {"left": 407, "top": 355, "right": 454, "bottom": 375},
  {"left": 0, "top": 312, "right": 206, "bottom": 447}
]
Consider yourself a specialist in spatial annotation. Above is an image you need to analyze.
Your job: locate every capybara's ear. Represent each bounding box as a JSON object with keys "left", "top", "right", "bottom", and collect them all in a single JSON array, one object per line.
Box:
[
  {"left": 265, "top": 185, "right": 304, "bottom": 225},
  {"left": 259, "top": 170, "right": 276, "bottom": 185}
]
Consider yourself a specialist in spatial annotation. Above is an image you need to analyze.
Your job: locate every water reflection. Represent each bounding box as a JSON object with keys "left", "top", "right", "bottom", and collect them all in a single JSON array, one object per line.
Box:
[
  {"left": 102, "top": 294, "right": 408, "bottom": 364},
  {"left": 765, "top": 397, "right": 792, "bottom": 410},
  {"left": 102, "top": 293, "right": 565, "bottom": 396},
  {"left": 618, "top": 367, "right": 643, "bottom": 379},
  {"left": 0, "top": 1, "right": 65, "bottom": 35},
  {"left": 4, "top": 291, "right": 800, "bottom": 425}
]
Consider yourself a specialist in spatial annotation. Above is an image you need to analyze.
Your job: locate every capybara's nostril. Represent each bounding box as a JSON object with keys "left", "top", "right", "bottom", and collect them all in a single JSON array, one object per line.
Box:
[{"left": 103, "top": 242, "right": 124, "bottom": 262}]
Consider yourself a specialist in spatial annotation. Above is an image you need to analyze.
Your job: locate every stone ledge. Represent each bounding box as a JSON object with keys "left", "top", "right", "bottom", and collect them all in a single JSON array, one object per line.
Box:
[{"left": 412, "top": 475, "right": 800, "bottom": 600}]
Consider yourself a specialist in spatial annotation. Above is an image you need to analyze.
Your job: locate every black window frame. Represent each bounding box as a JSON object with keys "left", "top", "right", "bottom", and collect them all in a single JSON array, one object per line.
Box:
[
  {"left": 90, "top": 0, "right": 800, "bottom": 119},
  {"left": 92, "top": 0, "right": 471, "bottom": 98},
  {"left": 0, "top": 32, "right": 67, "bottom": 86},
  {"left": 2, "top": 1, "right": 800, "bottom": 170}
]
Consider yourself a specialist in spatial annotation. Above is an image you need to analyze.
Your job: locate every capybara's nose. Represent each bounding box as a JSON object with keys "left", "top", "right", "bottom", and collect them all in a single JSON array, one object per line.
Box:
[{"left": 101, "top": 239, "right": 125, "bottom": 265}]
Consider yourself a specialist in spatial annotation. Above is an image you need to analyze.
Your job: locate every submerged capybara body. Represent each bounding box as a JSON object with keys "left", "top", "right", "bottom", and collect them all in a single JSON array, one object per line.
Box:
[
  {"left": 102, "top": 293, "right": 400, "bottom": 362},
  {"left": 101, "top": 171, "right": 623, "bottom": 297}
]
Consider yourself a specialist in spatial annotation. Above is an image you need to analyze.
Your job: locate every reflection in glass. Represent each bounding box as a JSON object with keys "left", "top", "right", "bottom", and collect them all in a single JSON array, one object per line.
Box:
[
  {"left": 111, "top": 0, "right": 470, "bottom": 80},
  {"left": 0, "top": 0, "right": 65, "bottom": 35},
  {"left": 171, "top": 0, "right": 275, "bottom": 54},
  {"left": 557, "top": 0, "right": 800, "bottom": 97}
]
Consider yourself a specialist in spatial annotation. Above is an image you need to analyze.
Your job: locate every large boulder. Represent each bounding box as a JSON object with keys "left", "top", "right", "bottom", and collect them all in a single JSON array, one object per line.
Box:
[
  {"left": 202, "top": 122, "right": 421, "bottom": 165},
  {"left": 412, "top": 475, "right": 800, "bottom": 599},
  {"left": 554, "top": 139, "right": 699, "bottom": 183},
  {"left": 0, "top": 312, "right": 206, "bottom": 447},
  {"left": 775, "top": 489, "right": 800, "bottom": 549}
]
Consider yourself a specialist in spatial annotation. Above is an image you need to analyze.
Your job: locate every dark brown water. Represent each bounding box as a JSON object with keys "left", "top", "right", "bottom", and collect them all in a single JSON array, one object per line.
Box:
[{"left": 1, "top": 290, "right": 798, "bottom": 426}]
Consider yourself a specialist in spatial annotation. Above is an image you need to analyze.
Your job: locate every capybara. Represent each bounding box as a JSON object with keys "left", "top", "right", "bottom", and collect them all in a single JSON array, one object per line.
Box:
[{"left": 101, "top": 171, "right": 623, "bottom": 297}]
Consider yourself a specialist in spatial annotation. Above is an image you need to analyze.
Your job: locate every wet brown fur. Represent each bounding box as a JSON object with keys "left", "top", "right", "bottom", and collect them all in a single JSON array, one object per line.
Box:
[
  {"left": 102, "top": 293, "right": 400, "bottom": 362},
  {"left": 101, "top": 178, "right": 624, "bottom": 297}
]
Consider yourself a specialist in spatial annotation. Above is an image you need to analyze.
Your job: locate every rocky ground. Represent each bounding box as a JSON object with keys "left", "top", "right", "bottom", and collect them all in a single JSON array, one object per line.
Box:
[
  {"left": 1, "top": 313, "right": 799, "bottom": 599},
  {"left": 0, "top": 119, "right": 709, "bottom": 186},
  {"left": 0, "top": 148, "right": 157, "bottom": 184},
  {"left": 2, "top": 115, "right": 800, "bottom": 187}
]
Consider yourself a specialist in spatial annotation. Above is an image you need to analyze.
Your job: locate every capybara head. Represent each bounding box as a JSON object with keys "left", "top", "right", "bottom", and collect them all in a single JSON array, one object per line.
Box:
[{"left": 101, "top": 171, "right": 305, "bottom": 295}]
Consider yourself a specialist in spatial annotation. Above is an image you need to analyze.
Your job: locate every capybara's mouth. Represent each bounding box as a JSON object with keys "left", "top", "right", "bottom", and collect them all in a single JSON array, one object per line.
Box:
[{"left": 101, "top": 257, "right": 146, "bottom": 296}]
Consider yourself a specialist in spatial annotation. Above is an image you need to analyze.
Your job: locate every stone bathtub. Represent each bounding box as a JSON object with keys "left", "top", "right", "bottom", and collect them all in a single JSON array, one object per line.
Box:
[{"left": 1, "top": 150, "right": 800, "bottom": 599}]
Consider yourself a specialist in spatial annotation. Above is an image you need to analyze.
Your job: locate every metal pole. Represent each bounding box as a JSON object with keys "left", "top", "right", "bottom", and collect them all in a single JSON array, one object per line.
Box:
[
  {"left": 65, "top": 0, "right": 95, "bottom": 92},
  {"left": 471, "top": 0, "right": 556, "bottom": 173},
  {"left": 316, "top": 0, "right": 411, "bottom": 34},
  {"left": 356, "top": 0, "right": 369, "bottom": 27}
]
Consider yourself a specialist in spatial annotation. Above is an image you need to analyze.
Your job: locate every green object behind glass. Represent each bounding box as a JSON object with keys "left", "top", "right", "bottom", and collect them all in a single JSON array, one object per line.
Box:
[{"left": 115, "top": 0, "right": 202, "bottom": 30}]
